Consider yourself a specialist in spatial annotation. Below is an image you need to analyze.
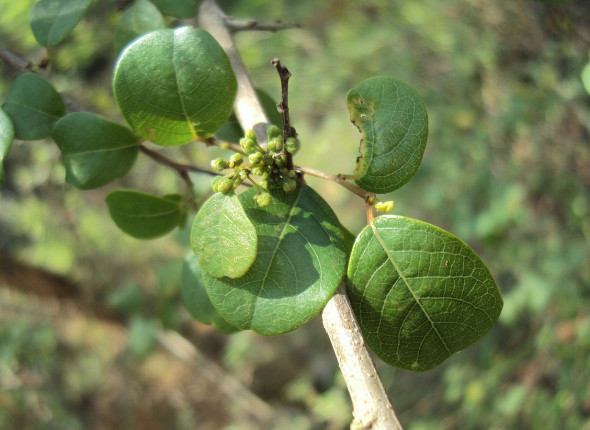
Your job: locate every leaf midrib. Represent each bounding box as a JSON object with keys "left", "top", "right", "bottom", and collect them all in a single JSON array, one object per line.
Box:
[{"left": 370, "top": 222, "right": 452, "bottom": 356}]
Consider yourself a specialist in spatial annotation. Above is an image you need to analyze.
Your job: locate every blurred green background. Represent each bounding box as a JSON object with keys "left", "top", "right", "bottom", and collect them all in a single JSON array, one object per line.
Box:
[{"left": 1, "top": 0, "right": 590, "bottom": 429}]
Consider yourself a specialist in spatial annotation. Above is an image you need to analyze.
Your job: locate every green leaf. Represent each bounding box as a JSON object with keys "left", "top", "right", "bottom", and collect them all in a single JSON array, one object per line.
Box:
[
  {"left": 114, "top": 0, "right": 166, "bottom": 55},
  {"left": 190, "top": 192, "right": 257, "bottom": 279},
  {"left": 203, "top": 183, "right": 350, "bottom": 336},
  {"left": 181, "top": 254, "right": 240, "bottom": 334},
  {"left": 51, "top": 112, "right": 139, "bottom": 189},
  {"left": 149, "top": 0, "right": 198, "bottom": 18},
  {"left": 106, "top": 190, "right": 184, "bottom": 239},
  {"left": 113, "top": 26, "right": 237, "bottom": 146},
  {"left": 582, "top": 61, "right": 590, "bottom": 96},
  {"left": 30, "top": 0, "right": 92, "bottom": 47},
  {"left": 2, "top": 73, "right": 66, "bottom": 140},
  {"left": 127, "top": 316, "right": 157, "bottom": 358},
  {"left": 347, "top": 76, "right": 428, "bottom": 194},
  {"left": 347, "top": 215, "right": 503, "bottom": 372},
  {"left": 0, "top": 108, "right": 15, "bottom": 184}
]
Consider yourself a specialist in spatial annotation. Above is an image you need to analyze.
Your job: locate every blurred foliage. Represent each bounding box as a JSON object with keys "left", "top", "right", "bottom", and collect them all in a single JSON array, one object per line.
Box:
[{"left": 2, "top": 0, "right": 590, "bottom": 429}]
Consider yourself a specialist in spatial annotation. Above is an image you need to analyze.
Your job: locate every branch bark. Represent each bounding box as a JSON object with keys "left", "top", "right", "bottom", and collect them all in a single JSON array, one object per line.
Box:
[
  {"left": 199, "top": 2, "right": 403, "bottom": 429},
  {"left": 198, "top": 0, "right": 269, "bottom": 144}
]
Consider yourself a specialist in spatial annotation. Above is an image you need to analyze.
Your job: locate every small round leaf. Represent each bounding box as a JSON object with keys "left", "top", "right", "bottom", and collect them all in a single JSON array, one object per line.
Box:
[
  {"left": 113, "top": 27, "right": 237, "bottom": 146},
  {"left": 114, "top": 0, "right": 166, "bottom": 55},
  {"left": 190, "top": 192, "right": 257, "bottom": 279},
  {"left": 2, "top": 73, "right": 66, "bottom": 140},
  {"left": 203, "top": 183, "right": 350, "bottom": 336},
  {"left": 52, "top": 112, "right": 139, "bottom": 189},
  {"left": 347, "top": 76, "right": 428, "bottom": 194},
  {"left": 30, "top": 0, "right": 92, "bottom": 47},
  {"left": 347, "top": 215, "right": 503, "bottom": 372},
  {"left": 106, "top": 190, "right": 183, "bottom": 239}
]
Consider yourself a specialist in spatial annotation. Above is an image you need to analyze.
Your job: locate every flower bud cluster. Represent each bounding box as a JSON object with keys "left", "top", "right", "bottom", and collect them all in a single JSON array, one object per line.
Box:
[
  {"left": 210, "top": 126, "right": 302, "bottom": 207},
  {"left": 374, "top": 200, "right": 395, "bottom": 213}
]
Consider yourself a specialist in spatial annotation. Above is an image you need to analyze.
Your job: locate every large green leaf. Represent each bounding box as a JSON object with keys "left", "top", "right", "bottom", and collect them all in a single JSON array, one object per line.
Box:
[
  {"left": 347, "top": 76, "right": 428, "bottom": 194},
  {"left": 0, "top": 108, "right": 15, "bottom": 184},
  {"left": 113, "top": 27, "right": 237, "bottom": 146},
  {"left": 202, "top": 183, "right": 350, "bottom": 336},
  {"left": 2, "top": 73, "right": 66, "bottom": 140},
  {"left": 180, "top": 254, "right": 240, "bottom": 334},
  {"left": 30, "top": 0, "right": 92, "bottom": 47},
  {"left": 190, "top": 192, "right": 257, "bottom": 279},
  {"left": 106, "top": 190, "right": 184, "bottom": 239},
  {"left": 51, "top": 112, "right": 139, "bottom": 189},
  {"left": 114, "top": 0, "right": 166, "bottom": 55},
  {"left": 347, "top": 215, "right": 503, "bottom": 372},
  {"left": 149, "top": 0, "right": 198, "bottom": 18}
]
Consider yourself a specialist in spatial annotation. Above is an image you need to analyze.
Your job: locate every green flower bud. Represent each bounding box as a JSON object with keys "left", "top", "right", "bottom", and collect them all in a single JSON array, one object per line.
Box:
[
  {"left": 251, "top": 166, "right": 266, "bottom": 176},
  {"left": 283, "top": 178, "right": 297, "bottom": 192},
  {"left": 375, "top": 200, "right": 395, "bottom": 213},
  {"left": 211, "top": 158, "right": 227, "bottom": 171},
  {"left": 211, "top": 176, "right": 223, "bottom": 192},
  {"left": 287, "top": 169, "right": 296, "bottom": 178},
  {"left": 268, "top": 136, "right": 284, "bottom": 153},
  {"left": 245, "top": 129, "right": 257, "bottom": 141},
  {"left": 238, "top": 170, "right": 248, "bottom": 180},
  {"left": 228, "top": 153, "right": 243, "bottom": 168},
  {"left": 256, "top": 192, "right": 272, "bottom": 208},
  {"left": 249, "top": 151, "right": 264, "bottom": 164},
  {"left": 266, "top": 124, "right": 281, "bottom": 140},
  {"left": 273, "top": 154, "right": 287, "bottom": 168},
  {"left": 285, "top": 137, "right": 300, "bottom": 155},
  {"left": 217, "top": 177, "right": 234, "bottom": 194},
  {"left": 239, "top": 137, "right": 258, "bottom": 154}
]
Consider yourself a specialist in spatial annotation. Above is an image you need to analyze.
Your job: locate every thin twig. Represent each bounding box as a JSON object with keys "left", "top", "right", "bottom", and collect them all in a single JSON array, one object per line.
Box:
[
  {"left": 0, "top": 47, "right": 32, "bottom": 72},
  {"left": 296, "top": 166, "right": 372, "bottom": 200},
  {"left": 139, "top": 144, "right": 215, "bottom": 179},
  {"left": 271, "top": 58, "right": 297, "bottom": 140},
  {"left": 225, "top": 18, "right": 301, "bottom": 33}
]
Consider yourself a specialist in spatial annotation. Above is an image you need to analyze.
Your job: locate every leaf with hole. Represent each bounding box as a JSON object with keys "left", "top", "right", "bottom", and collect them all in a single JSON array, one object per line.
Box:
[
  {"left": 106, "top": 190, "right": 184, "bottom": 239},
  {"left": 30, "top": 0, "right": 92, "bottom": 46},
  {"left": 181, "top": 254, "right": 240, "bottom": 334},
  {"left": 113, "top": 26, "right": 237, "bottom": 146},
  {"left": 190, "top": 192, "right": 257, "bottom": 279},
  {"left": 202, "top": 183, "right": 350, "bottom": 336},
  {"left": 347, "top": 76, "right": 428, "bottom": 194},
  {"left": 2, "top": 73, "right": 66, "bottom": 140},
  {"left": 114, "top": 0, "right": 166, "bottom": 55},
  {"left": 0, "top": 108, "right": 15, "bottom": 184},
  {"left": 51, "top": 112, "right": 139, "bottom": 189},
  {"left": 347, "top": 215, "right": 503, "bottom": 371}
]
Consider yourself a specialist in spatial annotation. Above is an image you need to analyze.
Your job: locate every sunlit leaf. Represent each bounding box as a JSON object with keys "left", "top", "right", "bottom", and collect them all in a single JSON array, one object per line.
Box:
[
  {"left": 0, "top": 108, "right": 15, "bottom": 185},
  {"left": 190, "top": 192, "right": 257, "bottom": 279},
  {"left": 106, "top": 190, "right": 184, "bottom": 239},
  {"left": 114, "top": 0, "right": 166, "bottom": 55},
  {"left": 2, "top": 73, "right": 66, "bottom": 140},
  {"left": 347, "top": 215, "right": 503, "bottom": 372},
  {"left": 180, "top": 254, "right": 240, "bottom": 334},
  {"left": 52, "top": 112, "right": 139, "bottom": 189},
  {"left": 149, "top": 0, "right": 198, "bottom": 18},
  {"left": 203, "top": 183, "right": 350, "bottom": 336},
  {"left": 347, "top": 76, "right": 428, "bottom": 193},
  {"left": 113, "top": 26, "right": 237, "bottom": 146},
  {"left": 30, "top": 0, "right": 92, "bottom": 47}
]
